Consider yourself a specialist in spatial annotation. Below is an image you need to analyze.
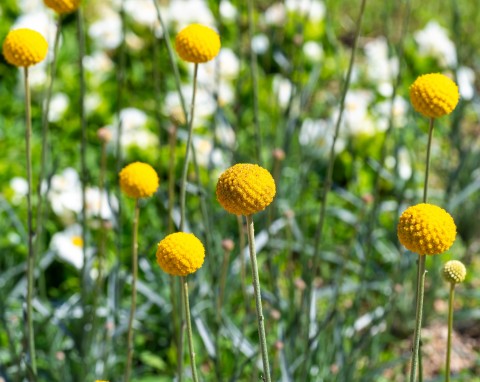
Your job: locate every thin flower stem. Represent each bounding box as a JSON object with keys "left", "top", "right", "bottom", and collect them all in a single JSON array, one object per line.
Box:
[
  {"left": 182, "top": 277, "right": 200, "bottom": 382},
  {"left": 445, "top": 282, "right": 455, "bottom": 382},
  {"left": 97, "top": 140, "right": 107, "bottom": 288},
  {"left": 24, "top": 66, "right": 37, "bottom": 381},
  {"left": 409, "top": 255, "right": 426, "bottom": 382},
  {"left": 168, "top": 126, "right": 177, "bottom": 234},
  {"left": 247, "top": 0, "right": 262, "bottom": 164},
  {"left": 179, "top": 63, "right": 199, "bottom": 231},
  {"left": 424, "top": 118, "right": 435, "bottom": 203},
  {"left": 245, "top": 215, "right": 272, "bottom": 382},
  {"left": 124, "top": 199, "right": 140, "bottom": 382},
  {"left": 35, "top": 17, "right": 62, "bottom": 257},
  {"left": 301, "top": 0, "right": 367, "bottom": 377}
]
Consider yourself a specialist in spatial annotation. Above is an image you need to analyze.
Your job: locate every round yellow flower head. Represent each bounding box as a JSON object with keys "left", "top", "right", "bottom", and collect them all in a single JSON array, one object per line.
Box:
[
  {"left": 156, "top": 232, "right": 205, "bottom": 276},
  {"left": 397, "top": 203, "right": 456, "bottom": 255},
  {"left": 216, "top": 163, "right": 276, "bottom": 216},
  {"left": 44, "top": 0, "right": 81, "bottom": 14},
  {"left": 175, "top": 24, "right": 220, "bottom": 63},
  {"left": 443, "top": 260, "right": 466, "bottom": 284},
  {"left": 2, "top": 29, "right": 48, "bottom": 67},
  {"left": 409, "top": 73, "right": 459, "bottom": 118},
  {"left": 119, "top": 162, "right": 159, "bottom": 199}
]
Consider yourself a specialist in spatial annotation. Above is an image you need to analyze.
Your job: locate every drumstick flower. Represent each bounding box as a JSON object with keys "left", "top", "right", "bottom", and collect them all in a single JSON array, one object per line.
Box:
[
  {"left": 443, "top": 260, "right": 467, "bottom": 382},
  {"left": 119, "top": 162, "right": 159, "bottom": 382},
  {"left": 216, "top": 163, "right": 276, "bottom": 382},
  {"left": 44, "top": 0, "right": 81, "bottom": 14},
  {"left": 398, "top": 203, "right": 456, "bottom": 382},
  {"left": 156, "top": 232, "right": 206, "bottom": 382},
  {"left": 3, "top": 27, "right": 48, "bottom": 377}
]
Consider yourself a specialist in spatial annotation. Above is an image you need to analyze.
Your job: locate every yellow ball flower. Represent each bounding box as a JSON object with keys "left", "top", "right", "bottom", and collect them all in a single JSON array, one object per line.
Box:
[
  {"left": 443, "top": 260, "right": 466, "bottom": 284},
  {"left": 397, "top": 203, "right": 456, "bottom": 255},
  {"left": 409, "top": 73, "right": 459, "bottom": 118},
  {"left": 44, "top": 0, "right": 81, "bottom": 14},
  {"left": 175, "top": 24, "right": 220, "bottom": 63},
  {"left": 156, "top": 232, "right": 205, "bottom": 276},
  {"left": 119, "top": 162, "right": 159, "bottom": 199},
  {"left": 216, "top": 163, "right": 276, "bottom": 216},
  {"left": 2, "top": 29, "right": 48, "bottom": 67}
]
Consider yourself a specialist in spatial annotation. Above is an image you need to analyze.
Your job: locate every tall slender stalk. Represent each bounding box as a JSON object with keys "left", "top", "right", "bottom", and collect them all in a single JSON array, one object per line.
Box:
[
  {"left": 35, "top": 17, "right": 62, "bottom": 257},
  {"left": 245, "top": 215, "right": 272, "bottom": 382},
  {"left": 97, "top": 139, "right": 108, "bottom": 289},
  {"left": 445, "top": 282, "right": 455, "bottom": 382},
  {"left": 179, "top": 64, "right": 199, "bottom": 231},
  {"left": 124, "top": 199, "right": 140, "bottom": 382},
  {"left": 300, "top": 0, "right": 367, "bottom": 377},
  {"left": 24, "top": 66, "right": 37, "bottom": 381},
  {"left": 182, "top": 277, "right": 199, "bottom": 382},
  {"left": 409, "top": 118, "right": 435, "bottom": 382},
  {"left": 247, "top": 0, "right": 262, "bottom": 164}
]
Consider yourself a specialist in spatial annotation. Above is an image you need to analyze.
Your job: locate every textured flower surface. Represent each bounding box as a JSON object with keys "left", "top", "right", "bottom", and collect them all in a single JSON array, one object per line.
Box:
[
  {"left": 2, "top": 28, "right": 48, "bottom": 67},
  {"left": 409, "top": 73, "right": 459, "bottom": 118},
  {"left": 443, "top": 260, "right": 466, "bottom": 284},
  {"left": 397, "top": 203, "right": 456, "bottom": 255},
  {"left": 156, "top": 232, "right": 205, "bottom": 276},
  {"left": 119, "top": 162, "right": 159, "bottom": 199},
  {"left": 44, "top": 0, "right": 81, "bottom": 14},
  {"left": 175, "top": 24, "right": 220, "bottom": 63},
  {"left": 216, "top": 163, "right": 276, "bottom": 216}
]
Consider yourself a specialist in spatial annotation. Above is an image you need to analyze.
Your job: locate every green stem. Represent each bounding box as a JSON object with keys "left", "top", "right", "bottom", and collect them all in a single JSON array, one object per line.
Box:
[
  {"left": 168, "top": 126, "right": 177, "bottom": 234},
  {"left": 24, "top": 67, "right": 37, "bottom": 381},
  {"left": 409, "top": 255, "right": 426, "bottom": 382},
  {"left": 445, "top": 283, "right": 455, "bottom": 382},
  {"left": 179, "top": 63, "right": 198, "bottom": 231},
  {"left": 124, "top": 199, "right": 140, "bottom": 382},
  {"left": 423, "top": 118, "right": 435, "bottom": 203},
  {"left": 301, "top": 0, "right": 367, "bottom": 377},
  {"left": 182, "top": 277, "right": 200, "bottom": 382},
  {"left": 247, "top": 0, "right": 262, "bottom": 164},
  {"left": 245, "top": 215, "right": 272, "bottom": 382},
  {"left": 35, "top": 17, "right": 62, "bottom": 258},
  {"left": 97, "top": 141, "right": 107, "bottom": 289}
]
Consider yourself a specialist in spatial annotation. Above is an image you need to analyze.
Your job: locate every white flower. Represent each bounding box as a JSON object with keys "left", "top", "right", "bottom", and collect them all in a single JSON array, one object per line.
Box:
[
  {"left": 124, "top": 0, "right": 158, "bottom": 27},
  {"left": 303, "top": 41, "right": 323, "bottom": 62},
  {"left": 414, "top": 21, "right": 457, "bottom": 67},
  {"left": 299, "top": 118, "right": 346, "bottom": 152},
  {"left": 48, "top": 168, "right": 82, "bottom": 223},
  {"left": 165, "top": 87, "right": 216, "bottom": 127},
  {"left": 86, "top": 93, "right": 102, "bottom": 115},
  {"left": 86, "top": 188, "right": 118, "bottom": 221},
  {"left": 251, "top": 34, "right": 270, "bottom": 55},
  {"left": 286, "top": 0, "right": 326, "bottom": 22},
  {"left": 374, "top": 96, "right": 408, "bottom": 131},
  {"left": 48, "top": 93, "right": 69, "bottom": 122},
  {"left": 364, "top": 37, "right": 398, "bottom": 96},
  {"left": 264, "top": 3, "right": 287, "bottom": 26},
  {"left": 167, "top": 0, "right": 215, "bottom": 31},
  {"left": 457, "top": 66, "right": 475, "bottom": 100},
  {"left": 273, "top": 75, "right": 294, "bottom": 109},
  {"left": 89, "top": 8, "right": 122, "bottom": 50},
  {"left": 9, "top": 177, "right": 28, "bottom": 205},
  {"left": 197, "top": 48, "right": 240, "bottom": 83},
  {"left": 219, "top": 0, "right": 237, "bottom": 21},
  {"left": 120, "top": 108, "right": 148, "bottom": 130},
  {"left": 339, "top": 90, "right": 376, "bottom": 136},
  {"left": 50, "top": 225, "right": 88, "bottom": 269},
  {"left": 83, "top": 51, "right": 114, "bottom": 77},
  {"left": 397, "top": 147, "right": 412, "bottom": 180}
]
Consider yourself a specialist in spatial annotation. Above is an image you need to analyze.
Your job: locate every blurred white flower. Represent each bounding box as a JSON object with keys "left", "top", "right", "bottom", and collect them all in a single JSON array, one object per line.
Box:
[
  {"left": 83, "top": 51, "right": 114, "bottom": 77},
  {"left": 303, "top": 41, "right": 323, "bottom": 62},
  {"left": 89, "top": 8, "right": 122, "bottom": 50},
  {"left": 265, "top": 3, "right": 287, "bottom": 26},
  {"left": 9, "top": 177, "right": 28, "bottom": 205},
  {"left": 364, "top": 37, "right": 398, "bottom": 96},
  {"left": 398, "top": 147, "right": 412, "bottom": 180},
  {"left": 215, "top": 117, "right": 236, "bottom": 149},
  {"left": 167, "top": 0, "right": 215, "bottom": 31},
  {"left": 50, "top": 225, "right": 88, "bottom": 269},
  {"left": 197, "top": 48, "right": 240, "bottom": 83},
  {"left": 194, "top": 137, "right": 214, "bottom": 167},
  {"left": 107, "top": 108, "right": 158, "bottom": 150},
  {"left": 124, "top": 0, "right": 158, "bottom": 27},
  {"left": 86, "top": 188, "right": 118, "bottom": 221},
  {"left": 338, "top": 90, "right": 376, "bottom": 136},
  {"left": 374, "top": 96, "right": 408, "bottom": 131},
  {"left": 126, "top": 32, "right": 145, "bottom": 51},
  {"left": 299, "top": 118, "right": 346, "bottom": 152},
  {"left": 19, "top": 0, "right": 44, "bottom": 13},
  {"left": 457, "top": 66, "right": 475, "bottom": 100},
  {"left": 86, "top": 93, "right": 102, "bottom": 115},
  {"left": 165, "top": 87, "right": 216, "bottom": 127},
  {"left": 251, "top": 34, "right": 270, "bottom": 55},
  {"left": 48, "top": 93, "right": 69, "bottom": 122},
  {"left": 286, "top": 0, "right": 326, "bottom": 21},
  {"left": 48, "top": 168, "right": 82, "bottom": 223},
  {"left": 414, "top": 21, "right": 457, "bottom": 67},
  {"left": 273, "top": 75, "right": 294, "bottom": 109},
  {"left": 219, "top": 0, "right": 237, "bottom": 21}
]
